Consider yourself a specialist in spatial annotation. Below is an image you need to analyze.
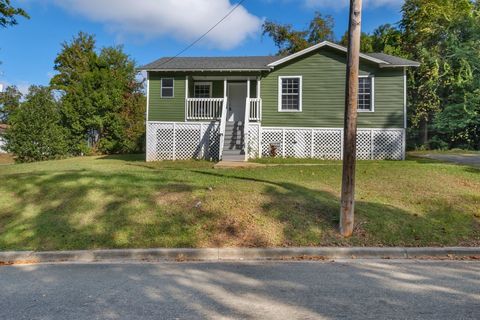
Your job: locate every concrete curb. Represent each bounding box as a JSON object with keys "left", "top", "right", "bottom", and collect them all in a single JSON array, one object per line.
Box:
[{"left": 1, "top": 247, "right": 479, "bottom": 264}]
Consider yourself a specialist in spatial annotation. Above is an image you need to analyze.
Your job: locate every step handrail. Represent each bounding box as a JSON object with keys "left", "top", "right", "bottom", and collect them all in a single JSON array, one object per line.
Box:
[
  {"left": 243, "top": 97, "right": 251, "bottom": 161},
  {"left": 218, "top": 96, "right": 228, "bottom": 160}
]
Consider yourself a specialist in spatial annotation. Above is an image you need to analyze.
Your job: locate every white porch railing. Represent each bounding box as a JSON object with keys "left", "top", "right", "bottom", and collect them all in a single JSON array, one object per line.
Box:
[
  {"left": 249, "top": 98, "right": 262, "bottom": 121},
  {"left": 186, "top": 98, "right": 224, "bottom": 120}
]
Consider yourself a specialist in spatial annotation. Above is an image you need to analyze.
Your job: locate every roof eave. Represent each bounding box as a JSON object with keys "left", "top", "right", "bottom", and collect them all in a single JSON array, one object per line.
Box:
[
  {"left": 378, "top": 64, "right": 421, "bottom": 68},
  {"left": 138, "top": 68, "right": 271, "bottom": 72}
]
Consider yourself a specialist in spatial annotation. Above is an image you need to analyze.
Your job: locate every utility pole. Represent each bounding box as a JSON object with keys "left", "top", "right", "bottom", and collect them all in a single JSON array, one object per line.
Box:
[{"left": 340, "top": 0, "right": 363, "bottom": 237}]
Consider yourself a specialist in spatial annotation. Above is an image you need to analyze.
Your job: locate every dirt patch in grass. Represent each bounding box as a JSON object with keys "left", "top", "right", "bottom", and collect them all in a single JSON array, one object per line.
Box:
[
  {"left": 154, "top": 184, "right": 195, "bottom": 207},
  {"left": 0, "top": 154, "right": 14, "bottom": 165}
]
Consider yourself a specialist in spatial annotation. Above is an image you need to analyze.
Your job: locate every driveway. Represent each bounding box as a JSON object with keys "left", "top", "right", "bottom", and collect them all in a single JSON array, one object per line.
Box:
[
  {"left": 1, "top": 260, "right": 479, "bottom": 319},
  {"left": 416, "top": 152, "right": 480, "bottom": 167}
]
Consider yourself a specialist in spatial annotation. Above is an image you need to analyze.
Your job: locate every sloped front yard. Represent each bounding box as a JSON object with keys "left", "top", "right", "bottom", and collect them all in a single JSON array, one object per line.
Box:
[{"left": 0, "top": 155, "right": 479, "bottom": 251}]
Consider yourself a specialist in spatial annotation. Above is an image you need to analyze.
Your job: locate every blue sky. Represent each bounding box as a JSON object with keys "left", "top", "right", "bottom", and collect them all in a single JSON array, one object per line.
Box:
[{"left": 0, "top": 0, "right": 404, "bottom": 93}]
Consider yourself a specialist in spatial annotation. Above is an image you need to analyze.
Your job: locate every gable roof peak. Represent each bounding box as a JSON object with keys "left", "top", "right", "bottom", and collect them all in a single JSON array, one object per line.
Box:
[{"left": 267, "top": 41, "right": 388, "bottom": 68}]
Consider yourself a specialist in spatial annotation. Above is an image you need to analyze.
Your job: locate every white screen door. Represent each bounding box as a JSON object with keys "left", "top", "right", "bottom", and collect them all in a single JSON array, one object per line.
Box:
[{"left": 227, "top": 83, "right": 247, "bottom": 122}]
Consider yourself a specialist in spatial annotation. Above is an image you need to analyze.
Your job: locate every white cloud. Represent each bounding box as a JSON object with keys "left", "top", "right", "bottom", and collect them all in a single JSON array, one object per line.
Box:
[
  {"left": 1, "top": 81, "right": 31, "bottom": 95},
  {"left": 50, "top": 0, "right": 262, "bottom": 50},
  {"left": 304, "top": 0, "right": 403, "bottom": 9}
]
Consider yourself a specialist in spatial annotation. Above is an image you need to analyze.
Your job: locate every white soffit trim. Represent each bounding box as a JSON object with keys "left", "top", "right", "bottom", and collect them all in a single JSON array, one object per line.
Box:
[{"left": 267, "top": 41, "right": 389, "bottom": 68}]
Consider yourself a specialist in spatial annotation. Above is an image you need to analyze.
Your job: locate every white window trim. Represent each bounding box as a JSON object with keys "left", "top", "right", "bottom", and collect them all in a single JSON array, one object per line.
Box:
[
  {"left": 278, "top": 76, "right": 303, "bottom": 112},
  {"left": 161, "top": 78, "right": 174, "bottom": 98},
  {"left": 193, "top": 81, "right": 213, "bottom": 98},
  {"left": 357, "top": 75, "right": 375, "bottom": 113}
]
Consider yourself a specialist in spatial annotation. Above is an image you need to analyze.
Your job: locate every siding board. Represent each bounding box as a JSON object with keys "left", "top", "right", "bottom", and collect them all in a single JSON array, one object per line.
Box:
[
  {"left": 260, "top": 48, "right": 404, "bottom": 128},
  {"left": 148, "top": 73, "right": 185, "bottom": 121}
]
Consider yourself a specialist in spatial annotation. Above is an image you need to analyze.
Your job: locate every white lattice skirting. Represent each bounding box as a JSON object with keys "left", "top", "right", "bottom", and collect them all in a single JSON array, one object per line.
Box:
[
  {"left": 146, "top": 122, "right": 220, "bottom": 161},
  {"left": 146, "top": 121, "right": 405, "bottom": 161}
]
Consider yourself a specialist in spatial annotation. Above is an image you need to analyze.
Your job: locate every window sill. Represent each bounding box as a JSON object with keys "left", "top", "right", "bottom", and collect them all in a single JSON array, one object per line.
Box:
[{"left": 278, "top": 109, "right": 302, "bottom": 113}]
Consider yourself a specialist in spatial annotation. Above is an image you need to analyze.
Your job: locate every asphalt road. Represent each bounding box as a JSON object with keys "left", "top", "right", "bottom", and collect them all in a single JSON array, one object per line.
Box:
[
  {"left": 1, "top": 260, "right": 479, "bottom": 320},
  {"left": 419, "top": 153, "right": 480, "bottom": 167}
]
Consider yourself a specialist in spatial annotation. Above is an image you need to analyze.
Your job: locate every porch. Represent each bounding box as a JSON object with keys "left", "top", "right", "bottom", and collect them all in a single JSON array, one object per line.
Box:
[
  {"left": 184, "top": 76, "right": 262, "bottom": 122},
  {"left": 183, "top": 76, "right": 262, "bottom": 161}
]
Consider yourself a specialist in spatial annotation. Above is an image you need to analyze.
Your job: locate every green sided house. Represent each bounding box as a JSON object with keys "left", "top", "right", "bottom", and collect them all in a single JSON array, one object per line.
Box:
[{"left": 139, "top": 41, "right": 419, "bottom": 162}]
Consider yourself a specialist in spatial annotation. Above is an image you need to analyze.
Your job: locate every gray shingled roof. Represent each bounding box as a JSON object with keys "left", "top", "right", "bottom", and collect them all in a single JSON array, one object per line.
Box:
[
  {"left": 366, "top": 53, "right": 420, "bottom": 67},
  {"left": 140, "top": 56, "right": 281, "bottom": 71},
  {"left": 139, "top": 49, "right": 419, "bottom": 71}
]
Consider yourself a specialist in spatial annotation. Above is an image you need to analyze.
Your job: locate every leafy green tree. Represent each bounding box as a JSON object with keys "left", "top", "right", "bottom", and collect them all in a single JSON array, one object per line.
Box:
[
  {"left": 371, "top": 24, "right": 404, "bottom": 56},
  {"left": 94, "top": 46, "right": 145, "bottom": 153},
  {"left": 0, "top": 0, "right": 28, "bottom": 28},
  {"left": 0, "top": 85, "right": 22, "bottom": 123},
  {"left": 263, "top": 12, "right": 334, "bottom": 54},
  {"left": 401, "top": 0, "right": 480, "bottom": 147},
  {"left": 51, "top": 32, "right": 97, "bottom": 154},
  {"left": 51, "top": 32, "right": 145, "bottom": 154},
  {"left": 339, "top": 32, "right": 374, "bottom": 53},
  {"left": 339, "top": 24, "right": 404, "bottom": 54},
  {"left": 5, "top": 86, "right": 68, "bottom": 162}
]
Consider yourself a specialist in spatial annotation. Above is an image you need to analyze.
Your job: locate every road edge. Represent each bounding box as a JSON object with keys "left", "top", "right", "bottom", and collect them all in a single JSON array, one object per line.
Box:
[{"left": 1, "top": 247, "right": 480, "bottom": 264}]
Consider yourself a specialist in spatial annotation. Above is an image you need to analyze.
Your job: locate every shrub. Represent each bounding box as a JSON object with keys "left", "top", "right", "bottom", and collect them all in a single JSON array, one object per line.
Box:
[{"left": 5, "top": 86, "right": 68, "bottom": 162}]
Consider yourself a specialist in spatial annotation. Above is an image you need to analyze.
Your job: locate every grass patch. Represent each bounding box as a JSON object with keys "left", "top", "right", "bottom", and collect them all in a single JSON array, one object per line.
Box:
[{"left": 0, "top": 154, "right": 479, "bottom": 250}]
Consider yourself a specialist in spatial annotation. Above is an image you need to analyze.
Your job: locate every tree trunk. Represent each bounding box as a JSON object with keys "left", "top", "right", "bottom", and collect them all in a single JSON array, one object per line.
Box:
[
  {"left": 340, "top": 0, "right": 363, "bottom": 237},
  {"left": 422, "top": 119, "right": 428, "bottom": 147}
]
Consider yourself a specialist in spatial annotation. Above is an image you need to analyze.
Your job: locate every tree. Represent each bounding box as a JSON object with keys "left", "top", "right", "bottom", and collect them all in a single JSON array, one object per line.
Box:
[
  {"left": 0, "top": 85, "right": 22, "bottom": 123},
  {"left": 95, "top": 45, "right": 145, "bottom": 153},
  {"left": 51, "top": 32, "right": 145, "bottom": 154},
  {"left": 263, "top": 12, "right": 334, "bottom": 55},
  {"left": 371, "top": 24, "right": 404, "bottom": 56},
  {"left": 51, "top": 32, "right": 98, "bottom": 154},
  {"left": 400, "top": 0, "right": 480, "bottom": 147},
  {"left": 339, "top": 24, "right": 404, "bottom": 54},
  {"left": 0, "top": 0, "right": 29, "bottom": 28},
  {"left": 340, "top": 32, "right": 374, "bottom": 53},
  {"left": 5, "top": 86, "right": 68, "bottom": 162}
]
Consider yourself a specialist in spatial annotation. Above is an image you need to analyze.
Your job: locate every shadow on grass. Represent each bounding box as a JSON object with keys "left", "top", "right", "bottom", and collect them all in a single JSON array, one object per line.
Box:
[
  {"left": 0, "top": 159, "right": 478, "bottom": 251},
  {"left": 188, "top": 168, "right": 480, "bottom": 247},
  {"left": 96, "top": 154, "right": 146, "bottom": 162}
]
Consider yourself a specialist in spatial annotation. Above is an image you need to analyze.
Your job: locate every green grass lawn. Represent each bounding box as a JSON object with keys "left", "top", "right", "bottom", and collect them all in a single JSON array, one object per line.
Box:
[{"left": 0, "top": 154, "right": 479, "bottom": 251}]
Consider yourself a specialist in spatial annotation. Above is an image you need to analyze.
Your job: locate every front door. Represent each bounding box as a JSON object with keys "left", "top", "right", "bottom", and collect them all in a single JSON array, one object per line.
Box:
[{"left": 227, "top": 83, "right": 247, "bottom": 122}]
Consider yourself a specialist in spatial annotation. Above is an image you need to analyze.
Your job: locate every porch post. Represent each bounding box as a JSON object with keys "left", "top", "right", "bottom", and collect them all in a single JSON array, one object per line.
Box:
[
  {"left": 145, "top": 72, "right": 150, "bottom": 161},
  {"left": 224, "top": 78, "right": 227, "bottom": 97},
  {"left": 257, "top": 77, "right": 261, "bottom": 99},
  {"left": 185, "top": 76, "right": 188, "bottom": 122},
  {"left": 245, "top": 79, "right": 251, "bottom": 161}
]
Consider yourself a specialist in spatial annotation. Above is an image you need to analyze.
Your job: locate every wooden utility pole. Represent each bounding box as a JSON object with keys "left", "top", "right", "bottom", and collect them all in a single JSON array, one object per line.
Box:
[{"left": 340, "top": 0, "right": 363, "bottom": 237}]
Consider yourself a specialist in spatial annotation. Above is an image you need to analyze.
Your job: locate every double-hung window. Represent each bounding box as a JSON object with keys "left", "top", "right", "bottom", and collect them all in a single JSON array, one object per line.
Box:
[
  {"left": 358, "top": 76, "right": 374, "bottom": 112},
  {"left": 194, "top": 82, "right": 212, "bottom": 98},
  {"left": 278, "top": 76, "right": 302, "bottom": 112},
  {"left": 161, "top": 78, "right": 174, "bottom": 98}
]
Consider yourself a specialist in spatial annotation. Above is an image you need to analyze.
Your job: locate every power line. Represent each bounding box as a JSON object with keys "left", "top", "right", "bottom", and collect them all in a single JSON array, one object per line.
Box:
[{"left": 155, "top": 0, "right": 247, "bottom": 67}]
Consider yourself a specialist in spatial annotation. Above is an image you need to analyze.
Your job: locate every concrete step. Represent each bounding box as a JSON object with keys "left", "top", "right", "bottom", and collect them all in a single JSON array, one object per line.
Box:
[
  {"left": 223, "top": 143, "right": 243, "bottom": 150},
  {"left": 222, "top": 149, "right": 244, "bottom": 153},
  {"left": 224, "top": 134, "right": 243, "bottom": 138},
  {"left": 221, "top": 155, "right": 246, "bottom": 162}
]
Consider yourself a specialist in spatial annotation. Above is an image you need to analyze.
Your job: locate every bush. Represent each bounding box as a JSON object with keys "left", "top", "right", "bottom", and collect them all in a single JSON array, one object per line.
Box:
[
  {"left": 5, "top": 86, "right": 68, "bottom": 162},
  {"left": 427, "top": 136, "right": 449, "bottom": 150}
]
